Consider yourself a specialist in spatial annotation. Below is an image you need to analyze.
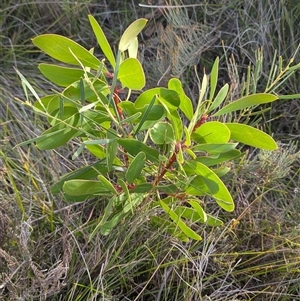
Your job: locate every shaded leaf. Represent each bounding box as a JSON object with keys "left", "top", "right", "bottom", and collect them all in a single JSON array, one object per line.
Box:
[{"left": 125, "top": 151, "right": 146, "bottom": 183}]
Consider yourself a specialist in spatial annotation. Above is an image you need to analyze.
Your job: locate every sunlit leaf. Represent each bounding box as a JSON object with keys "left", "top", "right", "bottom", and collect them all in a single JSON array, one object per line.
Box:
[
  {"left": 88, "top": 15, "right": 116, "bottom": 67},
  {"left": 213, "top": 93, "right": 278, "bottom": 116},
  {"left": 119, "top": 18, "right": 148, "bottom": 51},
  {"left": 226, "top": 123, "right": 278, "bottom": 150},
  {"left": 118, "top": 58, "right": 145, "bottom": 89},
  {"left": 32, "top": 34, "right": 101, "bottom": 69},
  {"left": 192, "top": 121, "right": 230, "bottom": 144}
]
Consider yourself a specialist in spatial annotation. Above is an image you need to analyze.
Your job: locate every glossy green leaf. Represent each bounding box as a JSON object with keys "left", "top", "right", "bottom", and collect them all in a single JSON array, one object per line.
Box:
[
  {"left": 168, "top": 78, "right": 193, "bottom": 120},
  {"left": 208, "top": 84, "right": 229, "bottom": 113},
  {"left": 192, "top": 143, "right": 238, "bottom": 154},
  {"left": 119, "top": 18, "right": 148, "bottom": 51},
  {"left": 39, "top": 64, "right": 85, "bottom": 87},
  {"left": 125, "top": 151, "right": 146, "bottom": 183},
  {"left": 149, "top": 122, "right": 175, "bottom": 144},
  {"left": 88, "top": 15, "right": 116, "bottom": 67},
  {"left": 192, "top": 121, "right": 230, "bottom": 144},
  {"left": 160, "top": 200, "right": 202, "bottom": 240},
  {"left": 184, "top": 160, "right": 234, "bottom": 212},
  {"left": 213, "top": 93, "right": 278, "bottom": 116},
  {"left": 63, "top": 179, "right": 113, "bottom": 196},
  {"left": 118, "top": 139, "right": 159, "bottom": 163},
  {"left": 225, "top": 123, "right": 278, "bottom": 150},
  {"left": 135, "top": 88, "right": 180, "bottom": 111},
  {"left": 118, "top": 58, "right": 145, "bottom": 89},
  {"left": 32, "top": 34, "right": 101, "bottom": 69}
]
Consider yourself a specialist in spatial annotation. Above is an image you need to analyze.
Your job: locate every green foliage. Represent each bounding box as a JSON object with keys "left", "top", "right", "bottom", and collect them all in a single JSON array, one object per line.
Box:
[{"left": 18, "top": 15, "right": 279, "bottom": 242}]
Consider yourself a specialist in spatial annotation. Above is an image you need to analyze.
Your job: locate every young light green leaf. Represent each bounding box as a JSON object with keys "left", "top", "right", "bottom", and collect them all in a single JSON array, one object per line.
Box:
[
  {"left": 168, "top": 78, "right": 193, "bottom": 120},
  {"left": 149, "top": 122, "right": 175, "bottom": 144},
  {"left": 119, "top": 18, "right": 148, "bottom": 51},
  {"left": 125, "top": 151, "right": 146, "bottom": 183},
  {"left": 192, "top": 121, "right": 230, "bottom": 144},
  {"left": 212, "top": 93, "right": 278, "bottom": 116},
  {"left": 39, "top": 64, "right": 85, "bottom": 87},
  {"left": 225, "top": 123, "right": 278, "bottom": 150},
  {"left": 88, "top": 14, "right": 116, "bottom": 67},
  {"left": 160, "top": 200, "right": 202, "bottom": 241},
  {"left": 118, "top": 58, "right": 145, "bottom": 89},
  {"left": 209, "top": 57, "right": 219, "bottom": 101},
  {"left": 128, "top": 37, "right": 138, "bottom": 58},
  {"left": 32, "top": 34, "right": 101, "bottom": 69},
  {"left": 184, "top": 160, "right": 234, "bottom": 212},
  {"left": 167, "top": 109, "right": 183, "bottom": 141},
  {"left": 208, "top": 83, "right": 229, "bottom": 113}
]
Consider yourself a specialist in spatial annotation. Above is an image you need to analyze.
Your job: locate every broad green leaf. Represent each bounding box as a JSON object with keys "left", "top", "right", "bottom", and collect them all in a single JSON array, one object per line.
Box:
[
  {"left": 149, "top": 122, "right": 175, "bottom": 144},
  {"left": 125, "top": 151, "right": 146, "bottom": 183},
  {"left": 209, "top": 57, "right": 219, "bottom": 101},
  {"left": 192, "top": 143, "right": 238, "bottom": 154},
  {"left": 32, "top": 34, "right": 101, "bottom": 69},
  {"left": 135, "top": 88, "right": 180, "bottom": 111},
  {"left": 48, "top": 106, "right": 78, "bottom": 126},
  {"left": 196, "top": 149, "right": 241, "bottom": 167},
  {"left": 36, "top": 113, "right": 79, "bottom": 150},
  {"left": 88, "top": 15, "right": 116, "bottom": 67},
  {"left": 213, "top": 93, "right": 278, "bottom": 116},
  {"left": 51, "top": 160, "right": 107, "bottom": 194},
  {"left": 128, "top": 37, "right": 138, "bottom": 58},
  {"left": 63, "top": 179, "right": 113, "bottom": 196},
  {"left": 225, "top": 123, "right": 278, "bottom": 150},
  {"left": 208, "top": 83, "right": 229, "bottom": 113},
  {"left": 118, "top": 139, "right": 159, "bottom": 163},
  {"left": 184, "top": 160, "right": 234, "bottom": 212},
  {"left": 192, "top": 121, "right": 230, "bottom": 144},
  {"left": 160, "top": 200, "right": 202, "bottom": 240},
  {"left": 119, "top": 18, "right": 148, "bottom": 51},
  {"left": 39, "top": 64, "right": 85, "bottom": 87},
  {"left": 168, "top": 78, "right": 193, "bottom": 120},
  {"left": 118, "top": 58, "right": 145, "bottom": 89}
]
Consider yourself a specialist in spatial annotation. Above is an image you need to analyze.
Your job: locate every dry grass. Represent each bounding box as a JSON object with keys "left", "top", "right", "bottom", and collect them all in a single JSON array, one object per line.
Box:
[{"left": 1, "top": 0, "right": 300, "bottom": 300}]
